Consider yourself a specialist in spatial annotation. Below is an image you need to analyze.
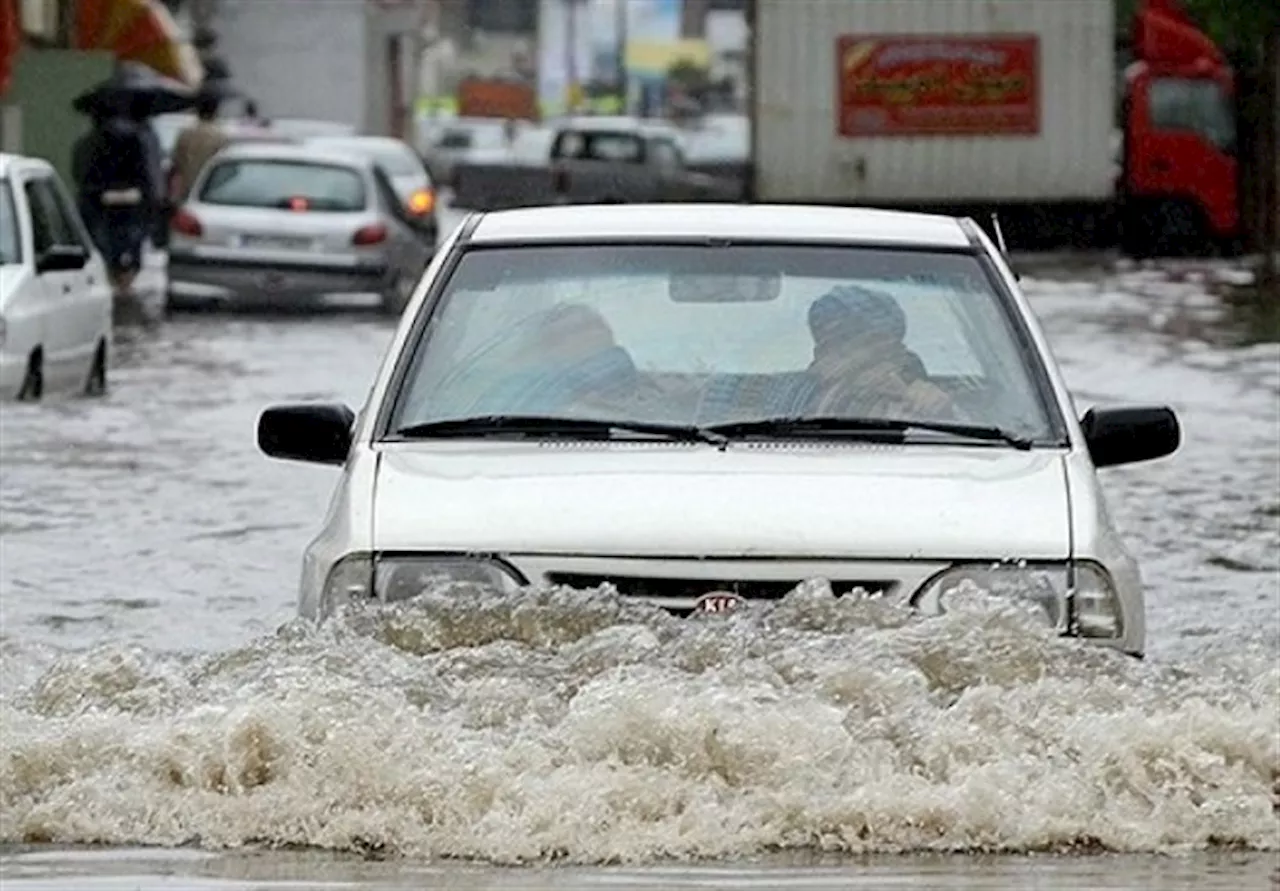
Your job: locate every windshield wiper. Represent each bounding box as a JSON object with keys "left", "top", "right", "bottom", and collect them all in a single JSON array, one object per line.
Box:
[
  {"left": 704, "top": 416, "right": 1035, "bottom": 450},
  {"left": 393, "top": 415, "right": 729, "bottom": 447}
]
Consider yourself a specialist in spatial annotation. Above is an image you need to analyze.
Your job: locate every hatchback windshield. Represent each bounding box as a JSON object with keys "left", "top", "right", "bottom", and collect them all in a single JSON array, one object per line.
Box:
[
  {"left": 198, "top": 159, "right": 367, "bottom": 211},
  {"left": 0, "top": 181, "right": 19, "bottom": 264},
  {"left": 390, "top": 244, "right": 1060, "bottom": 441}
]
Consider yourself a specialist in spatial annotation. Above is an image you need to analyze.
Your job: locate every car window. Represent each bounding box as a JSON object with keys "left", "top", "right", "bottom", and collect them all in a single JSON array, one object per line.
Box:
[
  {"left": 1148, "top": 77, "right": 1235, "bottom": 152},
  {"left": 649, "top": 139, "right": 682, "bottom": 172},
  {"left": 436, "top": 129, "right": 473, "bottom": 149},
  {"left": 0, "top": 180, "right": 20, "bottom": 264},
  {"left": 23, "top": 179, "right": 76, "bottom": 256},
  {"left": 390, "top": 244, "right": 1059, "bottom": 440},
  {"left": 555, "top": 131, "right": 643, "bottom": 162},
  {"left": 198, "top": 159, "right": 368, "bottom": 211},
  {"left": 41, "top": 174, "right": 93, "bottom": 251}
]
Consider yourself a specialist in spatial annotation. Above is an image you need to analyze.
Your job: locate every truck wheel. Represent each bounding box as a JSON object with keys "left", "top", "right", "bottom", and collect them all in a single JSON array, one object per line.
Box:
[{"left": 1153, "top": 201, "right": 1207, "bottom": 258}]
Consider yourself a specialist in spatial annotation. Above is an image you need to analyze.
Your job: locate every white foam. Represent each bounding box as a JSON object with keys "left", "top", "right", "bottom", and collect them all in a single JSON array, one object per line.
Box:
[{"left": 2, "top": 585, "right": 1276, "bottom": 865}]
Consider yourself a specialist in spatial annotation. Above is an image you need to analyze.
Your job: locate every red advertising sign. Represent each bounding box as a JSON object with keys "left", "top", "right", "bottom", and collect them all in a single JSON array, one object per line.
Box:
[{"left": 836, "top": 35, "right": 1040, "bottom": 137}]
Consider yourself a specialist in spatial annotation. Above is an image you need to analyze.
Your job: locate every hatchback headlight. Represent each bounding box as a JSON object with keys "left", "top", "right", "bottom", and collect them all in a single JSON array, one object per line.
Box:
[
  {"left": 321, "top": 553, "right": 524, "bottom": 614},
  {"left": 912, "top": 561, "right": 1123, "bottom": 639}
]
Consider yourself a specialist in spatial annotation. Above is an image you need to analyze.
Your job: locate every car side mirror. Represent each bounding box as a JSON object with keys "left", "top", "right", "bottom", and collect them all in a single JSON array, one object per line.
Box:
[
  {"left": 1080, "top": 405, "right": 1180, "bottom": 469},
  {"left": 36, "top": 244, "right": 89, "bottom": 274},
  {"left": 257, "top": 403, "right": 355, "bottom": 465}
]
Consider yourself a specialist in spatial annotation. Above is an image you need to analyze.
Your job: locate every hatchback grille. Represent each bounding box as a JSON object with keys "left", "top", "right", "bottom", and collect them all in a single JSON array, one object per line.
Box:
[{"left": 544, "top": 573, "right": 896, "bottom": 613}]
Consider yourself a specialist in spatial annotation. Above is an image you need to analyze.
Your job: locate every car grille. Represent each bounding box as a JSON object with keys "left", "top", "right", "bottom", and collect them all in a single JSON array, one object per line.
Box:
[{"left": 544, "top": 572, "right": 896, "bottom": 615}]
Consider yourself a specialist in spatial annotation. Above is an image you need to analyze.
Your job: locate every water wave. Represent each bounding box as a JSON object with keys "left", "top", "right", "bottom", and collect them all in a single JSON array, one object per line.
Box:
[{"left": 2, "top": 583, "right": 1277, "bottom": 864}]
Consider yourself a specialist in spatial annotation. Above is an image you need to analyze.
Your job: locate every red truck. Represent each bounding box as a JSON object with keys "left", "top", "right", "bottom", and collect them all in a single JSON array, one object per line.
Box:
[
  {"left": 1120, "top": 0, "right": 1238, "bottom": 255},
  {"left": 748, "top": 0, "right": 1239, "bottom": 256}
]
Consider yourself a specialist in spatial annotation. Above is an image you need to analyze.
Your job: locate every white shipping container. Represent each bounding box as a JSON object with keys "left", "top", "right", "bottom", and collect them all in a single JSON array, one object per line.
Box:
[{"left": 753, "top": 0, "right": 1117, "bottom": 204}]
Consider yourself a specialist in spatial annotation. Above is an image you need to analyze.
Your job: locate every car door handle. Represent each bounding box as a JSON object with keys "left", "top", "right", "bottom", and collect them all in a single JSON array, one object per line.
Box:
[
  {"left": 62, "top": 284, "right": 72, "bottom": 294},
  {"left": 1151, "top": 158, "right": 1172, "bottom": 172}
]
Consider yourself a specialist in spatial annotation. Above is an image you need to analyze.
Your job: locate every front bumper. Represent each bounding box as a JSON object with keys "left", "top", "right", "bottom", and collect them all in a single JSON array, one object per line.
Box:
[
  {"left": 168, "top": 251, "right": 390, "bottom": 303},
  {"left": 306, "top": 552, "right": 1143, "bottom": 657}
]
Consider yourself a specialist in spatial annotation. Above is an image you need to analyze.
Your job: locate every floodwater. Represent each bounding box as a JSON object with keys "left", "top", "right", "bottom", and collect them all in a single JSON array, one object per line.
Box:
[{"left": 1, "top": 234, "right": 1277, "bottom": 889}]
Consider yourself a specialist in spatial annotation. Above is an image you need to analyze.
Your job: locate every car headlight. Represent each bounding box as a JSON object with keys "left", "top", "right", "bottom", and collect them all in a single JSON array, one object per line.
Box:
[
  {"left": 321, "top": 552, "right": 524, "bottom": 614},
  {"left": 1067, "top": 561, "right": 1125, "bottom": 639},
  {"left": 912, "top": 561, "right": 1123, "bottom": 639}
]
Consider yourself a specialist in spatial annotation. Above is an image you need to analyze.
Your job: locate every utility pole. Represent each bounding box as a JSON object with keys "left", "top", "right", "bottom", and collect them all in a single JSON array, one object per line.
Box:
[
  {"left": 565, "top": 0, "right": 579, "bottom": 113},
  {"left": 615, "top": 0, "right": 627, "bottom": 113},
  {"left": 408, "top": 0, "right": 440, "bottom": 135}
]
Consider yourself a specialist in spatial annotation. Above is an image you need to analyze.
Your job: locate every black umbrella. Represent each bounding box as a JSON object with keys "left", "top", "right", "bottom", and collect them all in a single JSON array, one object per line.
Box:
[{"left": 72, "top": 62, "right": 197, "bottom": 119}]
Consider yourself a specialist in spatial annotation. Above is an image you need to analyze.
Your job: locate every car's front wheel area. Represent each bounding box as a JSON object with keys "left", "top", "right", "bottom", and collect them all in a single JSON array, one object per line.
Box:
[
  {"left": 83, "top": 339, "right": 108, "bottom": 397},
  {"left": 17, "top": 347, "right": 42, "bottom": 401}
]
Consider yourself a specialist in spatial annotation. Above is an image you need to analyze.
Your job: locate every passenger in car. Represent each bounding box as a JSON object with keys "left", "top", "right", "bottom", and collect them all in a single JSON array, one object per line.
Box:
[
  {"left": 469, "top": 303, "right": 640, "bottom": 416},
  {"left": 805, "top": 286, "right": 960, "bottom": 420}
]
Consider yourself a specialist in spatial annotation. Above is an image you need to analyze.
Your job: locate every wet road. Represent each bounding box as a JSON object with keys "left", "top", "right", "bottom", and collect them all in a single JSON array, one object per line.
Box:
[{"left": 0, "top": 241, "right": 1277, "bottom": 888}]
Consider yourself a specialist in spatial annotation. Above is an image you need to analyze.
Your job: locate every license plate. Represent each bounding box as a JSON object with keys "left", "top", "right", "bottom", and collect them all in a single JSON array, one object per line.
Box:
[{"left": 240, "top": 234, "right": 312, "bottom": 251}]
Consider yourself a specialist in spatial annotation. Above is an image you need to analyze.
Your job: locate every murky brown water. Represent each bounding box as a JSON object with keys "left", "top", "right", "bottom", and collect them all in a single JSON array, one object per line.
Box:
[{"left": 1, "top": 243, "right": 1277, "bottom": 889}]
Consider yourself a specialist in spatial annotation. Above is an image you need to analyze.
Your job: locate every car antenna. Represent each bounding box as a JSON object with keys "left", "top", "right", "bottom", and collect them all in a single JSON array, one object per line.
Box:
[
  {"left": 991, "top": 213, "right": 1010, "bottom": 256},
  {"left": 990, "top": 213, "right": 1020, "bottom": 281}
]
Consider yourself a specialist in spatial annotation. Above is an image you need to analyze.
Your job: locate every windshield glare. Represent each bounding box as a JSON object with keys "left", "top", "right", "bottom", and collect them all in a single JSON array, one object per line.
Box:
[
  {"left": 198, "top": 159, "right": 368, "bottom": 211},
  {"left": 390, "top": 244, "right": 1059, "bottom": 441},
  {"left": 0, "top": 181, "right": 20, "bottom": 265}
]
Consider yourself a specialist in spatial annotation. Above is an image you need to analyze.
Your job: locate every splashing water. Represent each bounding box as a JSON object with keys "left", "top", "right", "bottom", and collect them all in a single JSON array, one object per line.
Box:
[{"left": 3, "top": 582, "right": 1276, "bottom": 865}]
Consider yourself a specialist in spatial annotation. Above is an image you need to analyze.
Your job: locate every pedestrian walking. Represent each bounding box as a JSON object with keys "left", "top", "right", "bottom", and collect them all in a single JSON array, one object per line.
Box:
[{"left": 170, "top": 89, "right": 230, "bottom": 200}]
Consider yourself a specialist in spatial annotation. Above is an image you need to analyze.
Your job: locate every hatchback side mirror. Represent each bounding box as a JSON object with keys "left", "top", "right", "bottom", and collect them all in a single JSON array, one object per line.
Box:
[
  {"left": 1080, "top": 406, "right": 1180, "bottom": 468},
  {"left": 257, "top": 403, "right": 355, "bottom": 465},
  {"left": 36, "top": 243, "right": 89, "bottom": 274}
]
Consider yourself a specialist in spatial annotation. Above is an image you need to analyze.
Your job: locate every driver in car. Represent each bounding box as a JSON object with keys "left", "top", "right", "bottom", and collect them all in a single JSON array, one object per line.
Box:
[{"left": 805, "top": 285, "right": 961, "bottom": 420}]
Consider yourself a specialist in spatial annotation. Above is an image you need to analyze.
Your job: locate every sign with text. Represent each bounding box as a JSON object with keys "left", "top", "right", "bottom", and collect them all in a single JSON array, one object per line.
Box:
[{"left": 836, "top": 35, "right": 1040, "bottom": 137}]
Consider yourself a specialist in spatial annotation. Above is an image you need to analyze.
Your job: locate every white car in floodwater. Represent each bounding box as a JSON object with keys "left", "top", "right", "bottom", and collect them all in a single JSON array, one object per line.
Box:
[
  {"left": 257, "top": 204, "right": 1182, "bottom": 658},
  {"left": 0, "top": 153, "right": 112, "bottom": 401}
]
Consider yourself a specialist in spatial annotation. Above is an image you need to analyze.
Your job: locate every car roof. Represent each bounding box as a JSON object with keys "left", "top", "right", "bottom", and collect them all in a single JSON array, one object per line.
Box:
[
  {"left": 308, "top": 134, "right": 411, "bottom": 151},
  {"left": 552, "top": 116, "right": 678, "bottom": 138},
  {"left": 0, "top": 152, "right": 54, "bottom": 178},
  {"left": 468, "top": 204, "right": 973, "bottom": 248},
  {"left": 208, "top": 141, "right": 375, "bottom": 169}
]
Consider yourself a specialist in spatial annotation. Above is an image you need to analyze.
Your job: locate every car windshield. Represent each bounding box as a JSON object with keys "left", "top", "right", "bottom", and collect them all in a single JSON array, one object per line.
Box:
[
  {"left": 388, "top": 244, "right": 1061, "bottom": 442},
  {"left": 0, "top": 180, "right": 20, "bottom": 264},
  {"left": 198, "top": 159, "right": 368, "bottom": 211}
]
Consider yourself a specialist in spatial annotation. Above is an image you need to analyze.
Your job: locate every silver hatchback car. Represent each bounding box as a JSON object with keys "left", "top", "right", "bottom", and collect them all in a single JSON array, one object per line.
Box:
[{"left": 167, "top": 142, "right": 435, "bottom": 314}]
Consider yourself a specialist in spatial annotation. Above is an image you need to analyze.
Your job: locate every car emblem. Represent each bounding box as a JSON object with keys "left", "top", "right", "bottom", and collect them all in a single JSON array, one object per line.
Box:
[{"left": 693, "top": 592, "right": 744, "bottom": 615}]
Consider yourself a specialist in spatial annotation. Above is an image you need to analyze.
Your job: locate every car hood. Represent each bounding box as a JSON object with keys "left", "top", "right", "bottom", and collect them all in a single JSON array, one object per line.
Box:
[{"left": 371, "top": 443, "right": 1072, "bottom": 560}]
